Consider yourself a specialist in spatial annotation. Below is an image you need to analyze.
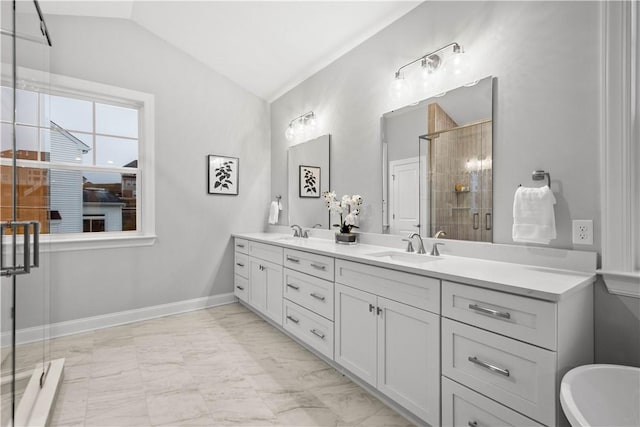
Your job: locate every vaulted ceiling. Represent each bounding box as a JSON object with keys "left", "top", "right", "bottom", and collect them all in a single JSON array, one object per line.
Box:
[{"left": 40, "top": 1, "right": 421, "bottom": 101}]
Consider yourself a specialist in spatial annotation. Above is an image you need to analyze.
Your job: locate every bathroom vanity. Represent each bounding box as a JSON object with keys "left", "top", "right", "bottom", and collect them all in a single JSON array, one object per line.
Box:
[{"left": 233, "top": 233, "right": 596, "bottom": 427}]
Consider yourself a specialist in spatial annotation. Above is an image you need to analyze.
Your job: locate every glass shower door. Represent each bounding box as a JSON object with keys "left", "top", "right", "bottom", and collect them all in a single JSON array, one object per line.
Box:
[{"left": 0, "top": 1, "right": 52, "bottom": 425}]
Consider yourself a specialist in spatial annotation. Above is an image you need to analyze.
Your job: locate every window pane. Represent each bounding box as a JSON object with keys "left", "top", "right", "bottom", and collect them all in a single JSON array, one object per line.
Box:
[
  {"left": 1, "top": 87, "right": 38, "bottom": 125},
  {"left": 49, "top": 170, "right": 137, "bottom": 234},
  {"left": 43, "top": 128, "right": 92, "bottom": 164},
  {"left": 2, "top": 124, "right": 41, "bottom": 160},
  {"left": 95, "top": 135, "right": 137, "bottom": 168},
  {"left": 50, "top": 95, "right": 92, "bottom": 132},
  {"left": 95, "top": 103, "right": 138, "bottom": 138}
]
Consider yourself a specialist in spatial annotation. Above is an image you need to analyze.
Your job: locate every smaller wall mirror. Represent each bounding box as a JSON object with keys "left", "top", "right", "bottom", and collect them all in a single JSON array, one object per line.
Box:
[
  {"left": 287, "top": 134, "right": 330, "bottom": 228},
  {"left": 382, "top": 77, "right": 494, "bottom": 242}
]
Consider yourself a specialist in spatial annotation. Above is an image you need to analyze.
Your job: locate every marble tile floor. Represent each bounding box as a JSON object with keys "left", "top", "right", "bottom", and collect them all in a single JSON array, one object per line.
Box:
[{"left": 35, "top": 303, "right": 416, "bottom": 426}]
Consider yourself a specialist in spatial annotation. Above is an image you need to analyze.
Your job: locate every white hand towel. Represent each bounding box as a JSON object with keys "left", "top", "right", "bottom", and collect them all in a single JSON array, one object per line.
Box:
[
  {"left": 268, "top": 201, "right": 280, "bottom": 225},
  {"left": 512, "top": 185, "right": 557, "bottom": 244}
]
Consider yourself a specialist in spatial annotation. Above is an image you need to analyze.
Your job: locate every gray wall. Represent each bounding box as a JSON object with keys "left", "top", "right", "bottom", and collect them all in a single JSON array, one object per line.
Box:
[
  {"left": 270, "top": 1, "right": 639, "bottom": 366},
  {"left": 15, "top": 15, "right": 270, "bottom": 327}
]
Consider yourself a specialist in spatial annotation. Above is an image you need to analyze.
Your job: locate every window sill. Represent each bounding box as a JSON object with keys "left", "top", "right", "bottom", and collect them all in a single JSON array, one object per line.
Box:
[
  {"left": 597, "top": 269, "right": 640, "bottom": 299},
  {"left": 39, "top": 233, "right": 157, "bottom": 253}
]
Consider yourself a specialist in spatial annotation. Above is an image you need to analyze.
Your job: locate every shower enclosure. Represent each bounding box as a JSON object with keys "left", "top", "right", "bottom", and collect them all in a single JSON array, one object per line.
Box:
[{"left": 1, "top": 1, "right": 62, "bottom": 424}]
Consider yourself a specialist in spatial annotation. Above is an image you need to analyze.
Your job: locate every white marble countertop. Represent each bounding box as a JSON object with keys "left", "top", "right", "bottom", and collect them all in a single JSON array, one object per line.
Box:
[{"left": 233, "top": 232, "right": 596, "bottom": 302}]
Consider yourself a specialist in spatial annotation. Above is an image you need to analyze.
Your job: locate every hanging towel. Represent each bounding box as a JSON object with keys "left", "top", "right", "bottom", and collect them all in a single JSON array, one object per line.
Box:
[
  {"left": 268, "top": 201, "right": 280, "bottom": 225},
  {"left": 512, "top": 185, "right": 557, "bottom": 244}
]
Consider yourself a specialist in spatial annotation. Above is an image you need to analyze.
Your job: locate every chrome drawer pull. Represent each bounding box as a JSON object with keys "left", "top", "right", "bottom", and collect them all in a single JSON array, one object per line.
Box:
[
  {"left": 235, "top": 285, "right": 244, "bottom": 291},
  {"left": 468, "top": 422, "right": 478, "bottom": 427},
  {"left": 286, "top": 257, "right": 300, "bottom": 263},
  {"left": 286, "top": 315, "right": 299, "bottom": 324},
  {"left": 310, "top": 263, "right": 326, "bottom": 270},
  {"left": 310, "top": 329, "right": 325, "bottom": 339},
  {"left": 468, "top": 356, "right": 510, "bottom": 377},
  {"left": 236, "top": 244, "right": 245, "bottom": 248},
  {"left": 468, "top": 303, "right": 511, "bottom": 319},
  {"left": 236, "top": 262, "right": 245, "bottom": 267},
  {"left": 310, "top": 292, "right": 325, "bottom": 301},
  {"left": 287, "top": 284, "right": 300, "bottom": 290}
]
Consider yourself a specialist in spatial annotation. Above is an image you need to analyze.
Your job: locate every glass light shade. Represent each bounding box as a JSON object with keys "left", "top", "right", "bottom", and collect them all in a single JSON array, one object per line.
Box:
[
  {"left": 444, "top": 50, "right": 470, "bottom": 76},
  {"left": 293, "top": 120, "right": 305, "bottom": 138},
  {"left": 390, "top": 73, "right": 411, "bottom": 99},
  {"left": 285, "top": 125, "right": 295, "bottom": 141},
  {"left": 306, "top": 115, "right": 317, "bottom": 132}
]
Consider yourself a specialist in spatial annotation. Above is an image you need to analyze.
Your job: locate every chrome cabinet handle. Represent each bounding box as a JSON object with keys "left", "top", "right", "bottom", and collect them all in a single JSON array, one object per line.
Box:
[
  {"left": 468, "top": 356, "right": 510, "bottom": 377},
  {"left": 369, "top": 303, "right": 375, "bottom": 313},
  {"left": 310, "top": 293, "right": 325, "bottom": 301},
  {"left": 235, "top": 285, "right": 244, "bottom": 291},
  {"left": 287, "top": 284, "right": 300, "bottom": 290},
  {"left": 236, "top": 244, "right": 245, "bottom": 248},
  {"left": 468, "top": 422, "right": 478, "bottom": 427},
  {"left": 286, "top": 257, "right": 300, "bottom": 263},
  {"left": 236, "top": 262, "right": 245, "bottom": 267},
  {"left": 377, "top": 307, "right": 383, "bottom": 316},
  {"left": 310, "top": 263, "right": 326, "bottom": 270},
  {"left": 468, "top": 303, "right": 511, "bottom": 319},
  {"left": 286, "top": 315, "right": 299, "bottom": 324},
  {"left": 310, "top": 329, "right": 325, "bottom": 339}
]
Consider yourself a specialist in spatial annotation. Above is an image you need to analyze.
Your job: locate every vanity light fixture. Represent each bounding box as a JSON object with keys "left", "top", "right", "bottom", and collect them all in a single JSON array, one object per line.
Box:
[
  {"left": 391, "top": 42, "right": 467, "bottom": 98},
  {"left": 285, "top": 111, "right": 317, "bottom": 142}
]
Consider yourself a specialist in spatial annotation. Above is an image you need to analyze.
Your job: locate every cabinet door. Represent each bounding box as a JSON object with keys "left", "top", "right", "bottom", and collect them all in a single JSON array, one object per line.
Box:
[
  {"left": 334, "top": 283, "right": 377, "bottom": 387},
  {"left": 264, "top": 261, "right": 283, "bottom": 326},
  {"left": 377, "top": 297, "right": 440, "bottom": 426},
  {"left": 249, "top": 258, "right": 267, "bottom": 312}
]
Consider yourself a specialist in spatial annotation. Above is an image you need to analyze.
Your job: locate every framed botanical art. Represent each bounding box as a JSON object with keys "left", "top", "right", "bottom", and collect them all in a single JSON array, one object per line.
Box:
[
  {"left": 299, "top": 165, "right": 320, "bottom": 198},
  {"left": 208, "top": 155, "right": 239, "bottom": 195}
]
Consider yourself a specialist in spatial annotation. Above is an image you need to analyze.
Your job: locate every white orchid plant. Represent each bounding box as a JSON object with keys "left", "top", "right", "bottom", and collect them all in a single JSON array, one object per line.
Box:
[{"left": 322, "top": 191, "right": 363, "bottom": 234}]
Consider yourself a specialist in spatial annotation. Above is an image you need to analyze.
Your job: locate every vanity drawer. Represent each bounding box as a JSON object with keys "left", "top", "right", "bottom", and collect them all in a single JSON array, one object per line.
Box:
[
  {"left": 234, "top": 274, "right": 248, "bottom": 302},
  {"left": 442, "top": 281, "right": 557, "bottom": 350},
  {"left": 234, "top": 238, "right": 248, "bottom": 254},
  {"left": 283, "top": 249, "right": 334, "bottom": 282},
  {"left": 335, "top": 259, "right": 440, "bottom": 314},
  {"left": 248, "top": 241, "right": 283, "bottom": 265},
  {"left": 442, "top": 377, "right": 545, "bottom": 427},
  {"left": 235, "top": 252, "right": 249, "bottom": 278},
  {"left": 284, "top": 268, "right": 334, "bottom": 320},
  {"left": 283, "top": 300, "right": 334, "bottom": 360},
  {"left": 442, "top": 318, "right": 556, "bottom": 426}
]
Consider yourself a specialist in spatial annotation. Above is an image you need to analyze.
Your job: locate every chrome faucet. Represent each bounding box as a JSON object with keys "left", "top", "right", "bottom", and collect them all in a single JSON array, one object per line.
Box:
[
  {"left": 434, "top": 230, "right": 447, "bottom": 239},
  {"left": 291, "top": 224, "right": 302, "bottom": 237},
  {"left": 312, "top": 224, "right": 323, "bottom": 229},
  {"left": 408, "top": 232, "right": 426, "bottom": 254},
  {"left": 431, "top": 242, "right": 445, "bottom": 256}
]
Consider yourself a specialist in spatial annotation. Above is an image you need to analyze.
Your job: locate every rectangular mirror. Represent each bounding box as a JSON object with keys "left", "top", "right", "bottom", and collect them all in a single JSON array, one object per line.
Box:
[
  {"left": 287, "top": 134, "right": 330, "bottom": 228},
  {"left": 382, "top": 76, "right": 494, "bottom": 242}
]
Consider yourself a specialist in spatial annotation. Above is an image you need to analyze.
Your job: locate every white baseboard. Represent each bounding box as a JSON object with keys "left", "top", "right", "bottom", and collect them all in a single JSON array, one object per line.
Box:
[{"left": 1, "top": 293, "right": 237, "bottom": 347}]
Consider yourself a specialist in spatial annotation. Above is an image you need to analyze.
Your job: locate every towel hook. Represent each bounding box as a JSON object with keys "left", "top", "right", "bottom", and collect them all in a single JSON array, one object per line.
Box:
[{"left": 275, "top": 195, "right": 282, "bottom": 202}]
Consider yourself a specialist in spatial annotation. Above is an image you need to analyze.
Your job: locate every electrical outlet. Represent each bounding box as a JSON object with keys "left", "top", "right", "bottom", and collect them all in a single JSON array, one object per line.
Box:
[{"left": 572, "top": 220, "right": 593, "bottom": 245}]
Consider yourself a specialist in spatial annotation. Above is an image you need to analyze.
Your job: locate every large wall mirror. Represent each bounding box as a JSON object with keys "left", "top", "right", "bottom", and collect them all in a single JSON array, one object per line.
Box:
[
  {"left": 382, "top": 76, "right": 494, "bottom": 242},
  {"left": 287, "top": 134, "right": 330, "bottom": 228}
]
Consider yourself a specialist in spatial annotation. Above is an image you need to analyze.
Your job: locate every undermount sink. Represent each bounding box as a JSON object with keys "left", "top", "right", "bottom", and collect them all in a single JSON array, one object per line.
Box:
[
  {"left": 366, "top": 251, "right": 441, "bottom": 264},
  {"left": 560, "top": 364, "right": 640, "bottom": 427}
]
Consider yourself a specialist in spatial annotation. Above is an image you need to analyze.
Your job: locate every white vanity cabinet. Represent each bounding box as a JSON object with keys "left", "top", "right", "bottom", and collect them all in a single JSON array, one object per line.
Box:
[
  {"left": 238, "top": 240, "right": 284, "bottom": 326},
  {"left": 334, "top": 260, "right": 441, "bottom": 426},
  {"left": 233, "top": 239, "right": 249, "bottom": 302},
  {"left": 441, "top": 280, "right": 594, "bottom": 427}
]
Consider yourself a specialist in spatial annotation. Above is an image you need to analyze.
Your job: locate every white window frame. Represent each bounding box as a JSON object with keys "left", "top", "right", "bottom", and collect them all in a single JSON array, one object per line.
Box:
[{"left": 4, "top": 69, "right": 156, "bottom": 251}]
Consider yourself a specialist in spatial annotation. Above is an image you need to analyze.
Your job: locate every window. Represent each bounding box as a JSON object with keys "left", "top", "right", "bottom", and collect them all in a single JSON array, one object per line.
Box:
[{"left": 1, "top": 71, "right": 155, "bottom": 249}]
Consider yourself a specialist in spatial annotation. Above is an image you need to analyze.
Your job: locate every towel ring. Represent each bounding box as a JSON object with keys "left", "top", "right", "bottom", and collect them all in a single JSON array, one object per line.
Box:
[{"left": 518, "top": 170, "right": 551, "bottom": 188}]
